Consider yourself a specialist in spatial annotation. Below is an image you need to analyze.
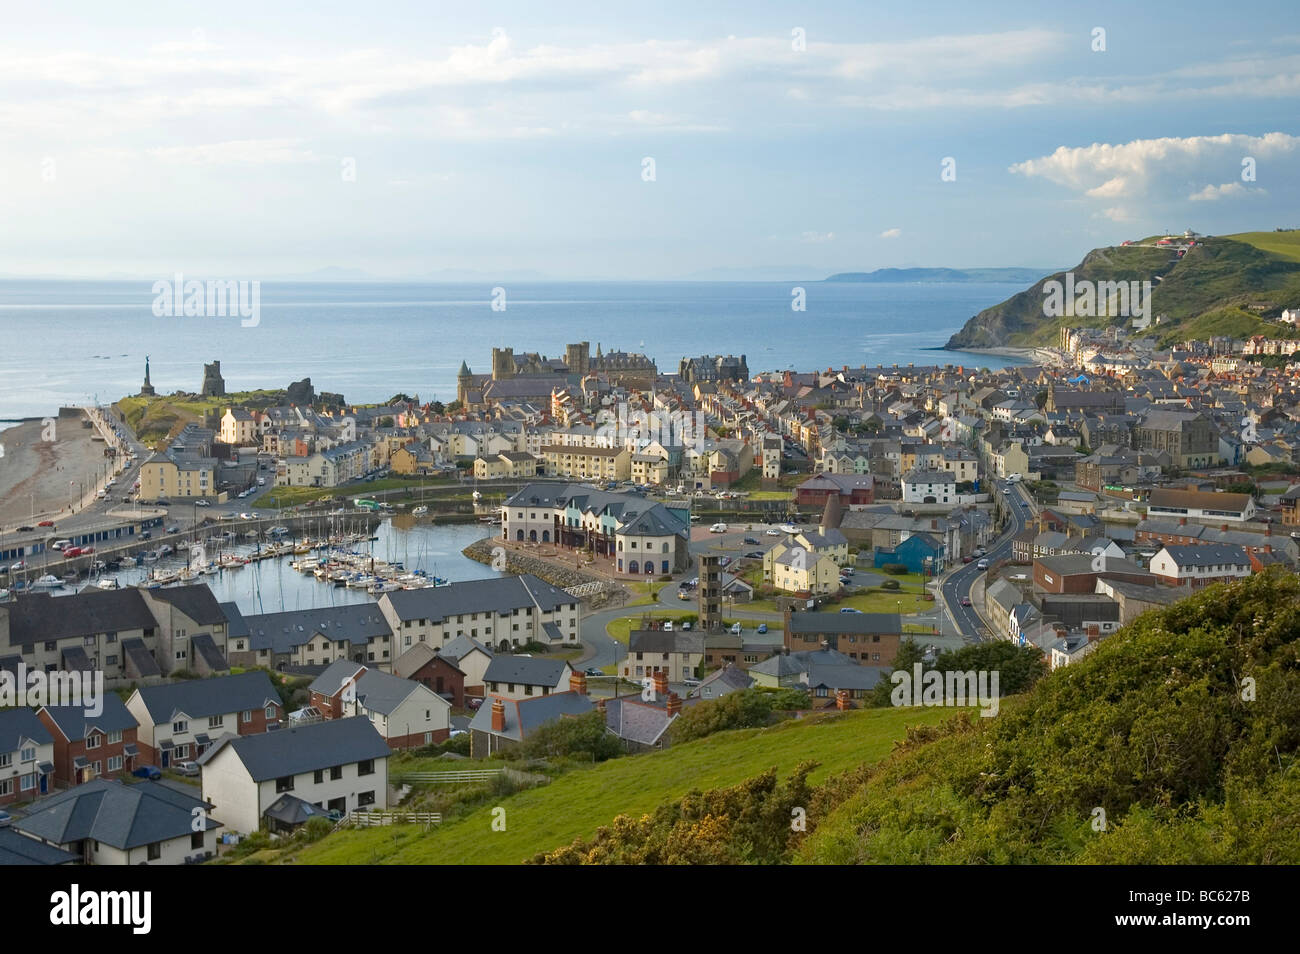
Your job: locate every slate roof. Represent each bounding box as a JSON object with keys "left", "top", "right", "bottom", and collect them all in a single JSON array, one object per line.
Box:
[
  {"left": 803, "top": 662, "right": 888, "bottom": 692},
  {"left": 120, "top": 637, "right": 161, "bottom": 678},
  {"left": 382, "top": 574, "right": 575, "bottom": 622},
  {"left": 40, "top": 694, "right": 138, "bottom": 742},
  {"left": 264, "top": 792, "right": 334, "bottom": 826},
  {"left": 467, "top": 691, "right": 593, "bottom": 742},
  {"left": 1158, "top": 543, "right": 1250, "bottom": 568},
  {"left": 190, "top": 633, "right": 230, "bottom": 672},
  {"left": 307, "top": 658, "right": 368, "bottom": 696},
  {"left": 628, "top": 630, "right": 704, "bottom": 655},
  {"left": 690, "top": 664, "right": 753, "bottom": 698},
  {"left": 0, "top": 707, "right": 54, "bottom": 753},
  {"left": 603, "top": 697, "right": 680, "bottom": 746},
  {"left": 483, "top": 655, "right": 570, "bottom": 687},
  {"left": 13, "top": 779, "right": 220, "bottom": 850},
  {"left": 4, "top": 589, "right": 155, "bottom": 649},
  {"left": 199, "top": 716, "right": 390, "bottom": 780},
  {"left": 239, "top": 604, "right": 392, "bottom": 654},
  {"left": 134, "top": 671, "right": 281, "bottom": 725},
  {"left": 439, "top": 634, "right": 493, "bottom": 664},
  {"left": 0, "top": 828, "right": 78, "bottom": 865},
  {"left": 786, "top": 612, "right": 901, "bottom": 636},
  {"left": 141, "top": 584, "right": 229, "bottom": 625}
]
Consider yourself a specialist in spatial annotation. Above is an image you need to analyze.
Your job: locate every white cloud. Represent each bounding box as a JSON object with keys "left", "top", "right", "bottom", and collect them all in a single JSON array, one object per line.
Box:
[
  {"left": 1188, "top": 182, "right": 1253, "bottom": 201},
  {"left": 800, "top": 231, "right": 835, "bottom": 243},
  {"left": 880, "top": 228, "right": 902, "bottom": 238},
  {"left": 1011, "top": 133, "right": 1300, "bottom": 206}
]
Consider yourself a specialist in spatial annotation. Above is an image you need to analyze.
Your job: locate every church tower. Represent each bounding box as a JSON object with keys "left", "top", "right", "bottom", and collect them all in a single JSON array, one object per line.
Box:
[{"left": 457, "top": 360, "right": 472, "bottom": 404}]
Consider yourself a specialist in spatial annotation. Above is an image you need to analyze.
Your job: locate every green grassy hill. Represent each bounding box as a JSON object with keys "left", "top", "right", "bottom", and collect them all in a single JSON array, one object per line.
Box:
[
  {"left": 796, "top": 570, "right": 1300, "bottom": 864},
  {"left": 945, "top": 234, "right": 1300, "bottom": 350},
  {"left": 270, "top": 705, "right": 955, "bottom": 865}
]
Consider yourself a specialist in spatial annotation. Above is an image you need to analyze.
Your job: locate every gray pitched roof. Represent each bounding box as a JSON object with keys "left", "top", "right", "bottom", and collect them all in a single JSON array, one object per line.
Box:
[
  {"left": 1159, "top": 543, "right": 1250, "bottom": 567},
  {"left": 0, "top": 828, "right": 78, "bottom": 865},
  {"left": 467, "top": 691, "right": 593, "bottom": 741},
  {"left": 13, "top": 779, "right": 220, "bottom": 850},
  {"left": 381, "top": 574, "right": 575, "bottom": 622},
  {"left": 240, "top": 604, "right": 392, "bottom": 653},
  {"left": 354, "top": 669, "right": 438, "bottom": 716},
  {"left": 307, "top": 658, "right": 368, "bottom": 696},
  {"left": 0, "top": 707, "right": 53, "bottom": 753},
  {"left": 200, "top": 716, "right": 390, "bottom": 781},
  {"left": 603, "top": 697, "right": 678, "bottom": 746},
  {"left": 143, "top": 584, "right": 228, "bottom": 624},
  {"left": 134, "top": 671, "right": 281, "bottom": 725},
  {"left": 40, "top": 694, "right": 138, "bottom": 742},
  {"left": 786, "top": 612, "right": 901, "bottom": 636},
  {"left": 483, "top": 655, "right": 570, "bottom": 687},
  {"left": 628, "top": 630, "right": 705, "bottom": 655},
  {"left": 439, "top": 634, "right": 493, "bottom": 664},
  {"left": 4, "top": 589, "right": 156, "bottom": 649}
]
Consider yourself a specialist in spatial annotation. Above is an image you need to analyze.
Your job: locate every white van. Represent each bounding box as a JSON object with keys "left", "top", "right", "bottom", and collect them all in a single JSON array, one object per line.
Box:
[
  {"left": 709, "top": 523, "right": 728, "bottom": 533},
  {"left": 1006, "top": 473, "right": 1023, "bottom": 483}
]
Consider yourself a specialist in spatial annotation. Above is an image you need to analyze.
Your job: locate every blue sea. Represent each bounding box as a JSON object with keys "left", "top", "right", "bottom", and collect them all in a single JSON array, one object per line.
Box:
[{"left": 0, "top": 279, "right": 1027, "bottom": 419}]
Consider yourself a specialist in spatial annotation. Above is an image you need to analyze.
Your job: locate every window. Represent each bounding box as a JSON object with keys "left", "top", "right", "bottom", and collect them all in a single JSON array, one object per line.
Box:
[
  {"left": 191, "top": 832, "right": 205, "bottom": 850},
  {"left": 276, "top": 775, "right": 295, "bottom": 793},
  {"left": 86, "top": 734, "right": 102, "bottom": 750},
  {"left": 147, "top": 843, "right": 162, "bottom": 861},
  {"left": 0, "top": 753, "right": 9, "bottom": 768},
  {"left": 174, "top": 745, "right": 190, "bottom": 759},
  {"left": 357, "top": 759, "right": 374, "bottom": 776},
  {"left": 314, "top": 770, "right": 324, "bottom": 784},
  {"left": 241, "top": 710, "right": 253, "bottom": 723},
  {"left": 84, "top": 635, "right": 96, "bottom": 647},
  {"left": 208, "top": 715, "right": 224, "bottom": 729},
  {"left": 106, "top": 631, "right": 118, "bottom": 643},
  {"left": 357, "top": 790, "right": 376, "bottom": 807},
  {"left": 0, "top": 779, "right": 10, "bottom": 796},
  {"left": 45, "top": 641, "right": 55, "bottom": 652},
  {"left": 106, "top": 655, "right": 118, "bottom": 666},
  {"left": 20, "top": 774, "right": 35, "bottom": 792},
  {"left": 108, "top": 755, "right": 123, "bottom": 772},
  {"left": 265, "top": 705, "right": 277, "bottom": 719},
  {"left": 173, "top": 720, "right": 188, "bottom": 733},
  {"left": 330, "top": 766, "right": 343, "bottom": 781}
]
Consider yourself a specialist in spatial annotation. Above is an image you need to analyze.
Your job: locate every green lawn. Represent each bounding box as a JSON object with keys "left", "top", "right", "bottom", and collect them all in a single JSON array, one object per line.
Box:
[
  {"left": 276, "top": 706, "right": 960, "bottom": 865},
  {"left": 1226, "top": 230, "right": 1300, "bottom": 263}
]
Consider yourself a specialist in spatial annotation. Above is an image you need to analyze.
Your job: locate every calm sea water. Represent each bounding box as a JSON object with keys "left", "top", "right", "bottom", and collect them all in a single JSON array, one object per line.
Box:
[{"left": 0, "top": 279, "right": 1026, "bottom": 419}]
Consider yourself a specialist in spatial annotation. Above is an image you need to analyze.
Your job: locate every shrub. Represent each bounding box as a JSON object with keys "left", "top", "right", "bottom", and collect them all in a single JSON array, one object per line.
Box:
[
  {"left": 880, "top": 579, "right": 901, "bottom": 590},
  {"left": 882, "top": 564, "right": 909, "bottom": 576}
]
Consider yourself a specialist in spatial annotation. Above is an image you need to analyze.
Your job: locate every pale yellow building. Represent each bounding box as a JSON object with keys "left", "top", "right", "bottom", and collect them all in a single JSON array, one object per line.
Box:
[
  {"left": 139, "top": 454, "right": 216, "bottom": 500},
  {"left": 541, "top": 444, "right": 631, "bottom": 481}
]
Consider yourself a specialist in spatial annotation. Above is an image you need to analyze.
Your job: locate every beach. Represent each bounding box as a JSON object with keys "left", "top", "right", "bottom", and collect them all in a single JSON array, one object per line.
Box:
[{"left": 0, "top": 412, "right": 116, "bottom": 528}]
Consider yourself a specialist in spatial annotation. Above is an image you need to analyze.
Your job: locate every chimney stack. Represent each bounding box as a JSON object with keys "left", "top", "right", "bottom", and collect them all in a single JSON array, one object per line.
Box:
[
  {"left": 835, "top": 689, "right": 851, "bottom": 711},
  {"left": 569, "top": 671, "right": 588, "bottom": 695},
  {"left": 490, "top": 697, "right": 506, "bottom": 732},
  {"left": 652, "top": 669, "right": 669, "bottom": 700},
  {"left": 666, "top": 692, "right": 682, "bottom": 718},
  {"left": 1179, "top": 517, "right": 1187, "bottom": 525},
  {"left": 596, "top": 697, "right": 606, "bottom": 714},
  {"left": 1221, "top": 524, "right": 1229, "bottom": 533}
]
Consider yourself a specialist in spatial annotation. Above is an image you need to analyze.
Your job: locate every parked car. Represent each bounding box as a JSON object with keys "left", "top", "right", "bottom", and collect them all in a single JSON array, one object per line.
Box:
[
  {"left": 584, "top": 667, "right": 603, "bottom": 677},
  {"left": 757, "top": 623, "right": 768, "bottom": 634},
  {"left": 730, "top": 622, "right": 743, "bottom": 634},
  {"left": 840, "top": 607, "right": 863, "bottom": 614},
  {"left": 678, "top": 590, "right": 691, "bottom": 600},
  {"left": 132, "top": 766, "right": 162, "bottom": 780},
  {"left": 466, "top": 697, "right": 484, "bottom": 710},
  {"left": 16, "top": 525, "right": 34, "bottom": 533},
  {"left": 51, "top": 539, "right": 72, "bottom": 551},
  {"left": 173, "top": 761, "right": 200, "bottom": 777},
  {"left": 743, "top": 536, "right": 760, "bottom": 545},
  {"left": 680, "top": 621, "right": 692, "bottom": 631},
  {"left": 765, "top": 528, "right": 781, "bottom": 536},
  {"left": 139, "top": 531, "right": 152, "bottom": 540},
  {"left": 962, "top": 555, "right": 973, "bottom": 563},
  {"left": 709, "top": 523, "right": 728, "bottom": 533},
  {"left": 0, "top": 809, "right": 12, "bottom": 826},
  {"left": 165, "top": 525, "right": 179, "bottom": 534},
  {"left": 663, "top": 621, "right": 673, "bottom": 632},
  {"left": 745, "top": 551, "right": 764, "bottom": 560},
  {"left": 195, "top": 499, "right": 210, "bottom": 507},
  {"left": 37, "top": 520, "right": 55, "bottom": 528}
]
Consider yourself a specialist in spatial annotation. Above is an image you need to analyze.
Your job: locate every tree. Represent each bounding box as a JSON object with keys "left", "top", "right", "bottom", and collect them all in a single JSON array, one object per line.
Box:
[{"left": 518, "top": 710, "right": 624, "bottom": 763}]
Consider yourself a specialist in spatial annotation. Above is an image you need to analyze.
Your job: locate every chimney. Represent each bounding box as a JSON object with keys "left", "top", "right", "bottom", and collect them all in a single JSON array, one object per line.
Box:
[
  {"left": 652, "top": 669, "right": 669, "bottom": 699},
  {"left": 596, "top": 697, "right": 606, "bottom": 714},
  {"left": 1179, "top": 517, "right": 1187, "bottom": 525},
  {"left": 666, "top": 692, "right": 682, "bottom": 718},
  {"left": 1221, "top": 524, "right": 1228, "bottom": 533},
  {"left": 569, "top": 671, "right": 587, "bottom": 695},
  {"left": 490, "top": 697, "right": 505, "bottom": 732},
  {"left": 835, "top": 689, "right": 851, "bottom": 711}
]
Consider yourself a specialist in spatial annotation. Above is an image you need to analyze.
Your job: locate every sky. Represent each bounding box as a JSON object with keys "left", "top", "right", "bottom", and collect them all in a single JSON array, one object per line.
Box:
[{"left": 2, "top": 0, "right": 1298, "bottom": 279}]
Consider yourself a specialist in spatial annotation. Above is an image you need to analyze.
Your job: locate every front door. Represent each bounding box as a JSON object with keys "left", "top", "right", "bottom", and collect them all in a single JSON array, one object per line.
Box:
[
  {"left": 161, "top": 750, "right": 170, "bottom": 768},
  {"left": 39, "top": 773, "right": 47, "bottom": 794}
]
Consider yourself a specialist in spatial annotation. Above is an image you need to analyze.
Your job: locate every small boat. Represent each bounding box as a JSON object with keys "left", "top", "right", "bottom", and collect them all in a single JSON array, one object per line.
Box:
[
  {"left": 33, "top": 575, "right": 64, "bottom": 588},
  {"left": 142, "top": 550, "right": 160, "bottom": 563},
  {"left": 96, "top": 578, "right": 120, "bottom": 590},
  {"left": 412, "top": 506, "right": 428, "bottom": 516},
  {"left": 346, "top": 574, "right": 374, "bottom": 589},
  {"left": 269, "top": 526, "right": 290, "bottom": 536},
  {"left": 158, "top": 544, "right": 174, "bottom": 556},
  {"left": 369, "top": 580, "right": 401, "bottom": 594}
]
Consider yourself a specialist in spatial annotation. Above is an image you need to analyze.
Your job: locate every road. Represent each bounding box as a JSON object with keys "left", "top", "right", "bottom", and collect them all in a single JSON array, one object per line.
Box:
[{"left": 938, "top": 479, "right": 1035, "bottom": 641}]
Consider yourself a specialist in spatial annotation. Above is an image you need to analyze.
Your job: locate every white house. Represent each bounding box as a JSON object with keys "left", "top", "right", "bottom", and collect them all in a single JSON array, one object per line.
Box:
[
  {"left": 198, "top": 716, "right": 391, "bottom": 834},
  {"left": 902, "top": 468, "right": 957, "bottom": 504},
  {"left": 1148, "top": 544, "right": 1251, "bottom": 588},
  {"left": 0, "top": 709, "right": 56, "bottom": 805}
]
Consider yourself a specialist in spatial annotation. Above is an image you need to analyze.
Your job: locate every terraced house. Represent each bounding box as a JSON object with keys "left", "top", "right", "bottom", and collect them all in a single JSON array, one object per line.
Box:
[
  {"left": 125, "top": 670, "right": 284, "bottom": 768},
  {"left": 222, "top": 601, "right": 395, "bottom": 671},
  {"left": 0, "top": 708, "right": 55, "bottom": 805},
  {"left": 378, "top": 574, "right": 581, "bottom": 653},
  {"left": 0, "top": 584, "right": 230, "bottom": 688}
]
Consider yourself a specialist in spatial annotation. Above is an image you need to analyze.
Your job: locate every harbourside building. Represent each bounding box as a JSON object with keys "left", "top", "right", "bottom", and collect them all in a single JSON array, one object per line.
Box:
[{"left": 501, "top": 482, "right": 690, "bottom": 577}]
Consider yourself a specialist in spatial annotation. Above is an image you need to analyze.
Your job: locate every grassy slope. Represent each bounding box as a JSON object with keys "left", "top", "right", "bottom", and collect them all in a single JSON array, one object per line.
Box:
[
  {"left": 945, "top": 235, "right": 1300, "bottom": 350},
  {"left": 278, "top": 706, "right": 956, "bottom": 865}
]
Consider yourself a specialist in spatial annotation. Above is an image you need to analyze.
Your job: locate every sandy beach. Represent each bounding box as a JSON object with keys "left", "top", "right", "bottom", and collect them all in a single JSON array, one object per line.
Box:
[{"left": 0, "top": 412, "right": 118, "bottom": 528}]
